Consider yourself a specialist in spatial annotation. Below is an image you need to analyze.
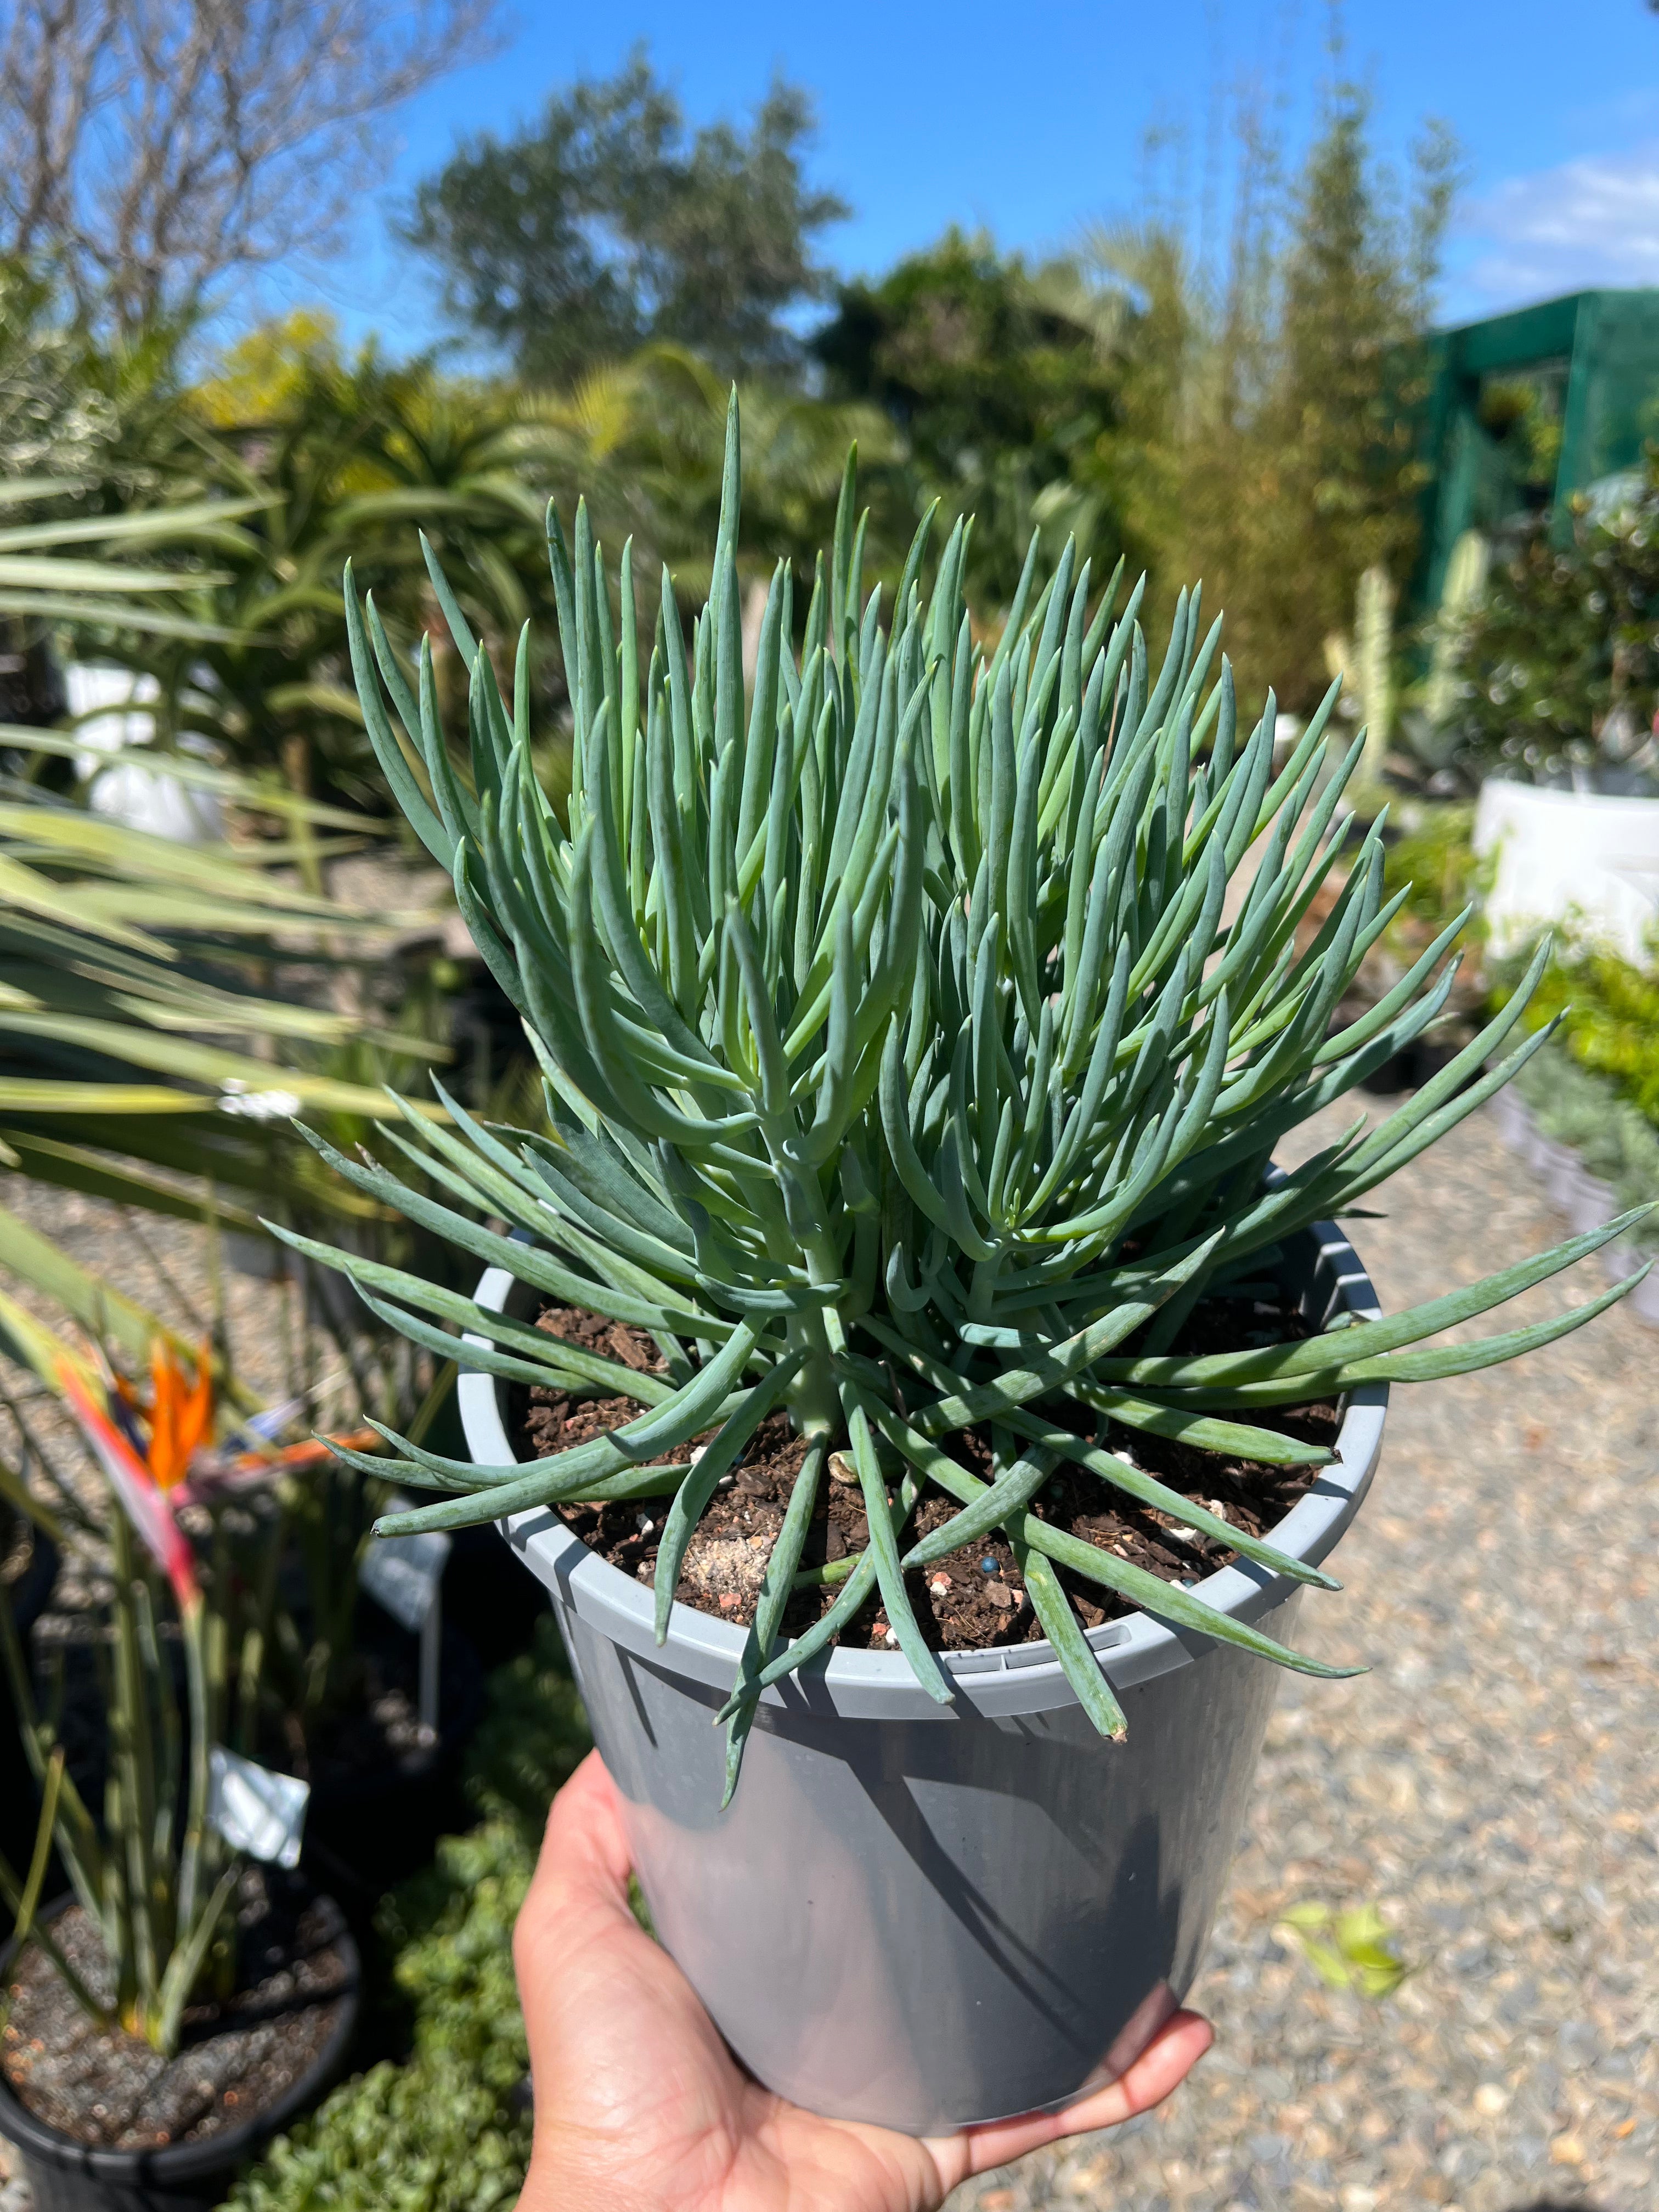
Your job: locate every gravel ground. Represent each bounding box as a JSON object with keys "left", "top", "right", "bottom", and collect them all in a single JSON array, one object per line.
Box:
[
  {"left": 2, "top": 1178, "right": 320, "bottom": 1407},
  {"left": 950, "top": 1097, "right": 1658, "bottom": 2212}
]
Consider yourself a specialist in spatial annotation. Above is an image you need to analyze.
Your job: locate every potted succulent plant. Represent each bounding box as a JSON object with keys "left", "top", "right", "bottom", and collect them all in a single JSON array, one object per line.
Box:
[
  {"left": 282, "top": 403, "right": 1646, "bottom": 2135},
  {"left": 0, "top": 1300, "right": 359, "bottom": 2212}
]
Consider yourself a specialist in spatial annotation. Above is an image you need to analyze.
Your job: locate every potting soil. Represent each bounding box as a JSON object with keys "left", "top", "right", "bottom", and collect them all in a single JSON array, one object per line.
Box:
[
  {"left": 2, "top": 1880, "right": 351, "bottom": 2151},
  {"left": 517, "top": 1299, "right": 1338, "bottom": 1651}
]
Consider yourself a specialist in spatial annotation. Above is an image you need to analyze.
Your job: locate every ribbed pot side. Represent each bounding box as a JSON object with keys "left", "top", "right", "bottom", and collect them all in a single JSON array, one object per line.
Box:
[{"left": 463, "top": 1221, "right": 1387, "bottom": 2136}]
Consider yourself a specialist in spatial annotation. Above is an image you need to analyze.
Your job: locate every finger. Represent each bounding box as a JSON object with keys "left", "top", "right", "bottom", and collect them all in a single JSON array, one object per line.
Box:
[
  {"left": 927, "top": 2010, "right": 1213, "bottom": 2187},
  {"left": 515, "top": 1752, "right": 661, "bottom": 2072},
  {"left": 1049, "top": 2008, "right": 1214, "bottom": 2134},
  {"left": 528, "top": 1749, "right": 636, "bottom": 1918}
]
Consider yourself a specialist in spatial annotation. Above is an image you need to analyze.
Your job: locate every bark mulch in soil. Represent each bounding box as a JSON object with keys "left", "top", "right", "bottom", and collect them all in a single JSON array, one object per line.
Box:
[
  {"left": 516, "top": 1293, "right": 1339, "bottom": 1653},
  {"left": 520, "top": 1305, "right": 670, "bottom": 1461},
  {"left": 2, "top": 1879, "right": 352, "bottom": 2153}
]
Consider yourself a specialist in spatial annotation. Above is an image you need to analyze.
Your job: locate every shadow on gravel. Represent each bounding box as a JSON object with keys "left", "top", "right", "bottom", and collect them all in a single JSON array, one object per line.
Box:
[{"left": 1504, "top": 2200, "right": 1612, "bottom": 2211}]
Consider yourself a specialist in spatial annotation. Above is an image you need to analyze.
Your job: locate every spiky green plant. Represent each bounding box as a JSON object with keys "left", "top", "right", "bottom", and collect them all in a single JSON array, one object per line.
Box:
[
  {"left": 0, "top": 471, "right": 456, "bottom": 1220},
  {"left": 0, "top": 1296, "right": 243, "bottom": 2059},
  {"left": 281, "top": 397, "right": 1647, "bottom": 1796}
]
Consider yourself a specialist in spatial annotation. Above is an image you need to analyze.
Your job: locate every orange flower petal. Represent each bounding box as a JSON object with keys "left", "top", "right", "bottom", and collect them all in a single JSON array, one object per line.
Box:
[
  {"left": 176, "top": 1344, "right": 215, "bottom": 1470},
  {"left": 144, "top": 1340, "right": 215, "bottom": 1491},
  {"left": 148, "top": 1340, "right": 179, "bottom": 1489},
  {"left": 59, "top": 1362, "right": 198, "bottom": 1609}
]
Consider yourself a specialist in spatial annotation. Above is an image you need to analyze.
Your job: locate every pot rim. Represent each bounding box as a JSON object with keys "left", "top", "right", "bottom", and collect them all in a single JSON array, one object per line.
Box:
[
  {"left": 0, "top": 1888, "right": 360, "bottom": 2182},
  {"left": 464, "top": 1215, "right": 1388, "bottom": 1719},
  {"left": 1476, "top": 774, "right": 1659, "bottom": 816}
]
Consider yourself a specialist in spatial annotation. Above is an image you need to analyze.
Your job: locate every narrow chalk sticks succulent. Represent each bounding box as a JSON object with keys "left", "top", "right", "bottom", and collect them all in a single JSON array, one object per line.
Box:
[{"left": 275, "top": 396, "right": 1650, "bottom": 1795}]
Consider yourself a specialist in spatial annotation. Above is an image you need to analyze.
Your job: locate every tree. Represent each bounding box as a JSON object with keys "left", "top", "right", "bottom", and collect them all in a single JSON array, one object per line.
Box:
[
  {"left": 1052, "top": 88, "right": 1458, "bottom": 714},
  {"left": 0, "top": 258, "right": 126, "bottom": 724},
  {"left": 1442, "top": 478, "right": 1659, "bottom": 791},
  {"left": 518, "top": 343, "right": 902, "bottom": 601},
  {"left": 0, "top": 0, "right": 493, "bottom": 329},
  {"left": 1244, "top": 100, "right": 1456, "bottom": 692},
  {"left": 812, "top": 230, "right": 1125, "bottom": 611},
  {"left": 403, "top": 49, "right": 848, "bottom": 387}
]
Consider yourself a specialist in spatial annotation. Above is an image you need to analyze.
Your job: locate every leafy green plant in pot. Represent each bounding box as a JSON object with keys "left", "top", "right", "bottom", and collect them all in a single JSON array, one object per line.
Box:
[
  {"left": 0, "top": 1300, "right": 359, "bottom": 2212},
  {"left": 282, "top": 399, "right": 1647, "bottom": 2135},
  {"left": 0, "top": 1190, "right": 480, "bottom": 1927}
]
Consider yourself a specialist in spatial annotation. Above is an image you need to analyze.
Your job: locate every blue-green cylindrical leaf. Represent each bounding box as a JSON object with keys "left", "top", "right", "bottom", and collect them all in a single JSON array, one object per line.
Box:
[
  {"left": 880, "top": 1023, "right": 956, "bottom": 1239},
  {"left": 844, "top": 1398, "right": 951, "bottom": 1703},
  {"left": 283, "top": 1123, "right": 720, "bottom": 1336},
  {"left": 712, "top": 539, "right": 744, "bottom": 778},
  {"left": 1005, "top": 1410, "right": 1338, "bottom": 1589},
  {"left": 1073, "top": 1388, "right": 1336, "bottom": 1466},
  {"left": 588, "top": 703, "right": 728, "bottom": 1081},
  {"left": 724, "top": 898, "right": 788, "bottom": 1118},
  {"left": 722, "top": 1440, "right": 826, "bottom": 1804},
  {"left": 823, "top": 628, "right": 893, "bottom": 898},
  {"left": 911, "top": 1231, "right": 1221, "bottom": 1439},
  {"left": 416, "top": 636, "right": 478, "bottom": 853},
  {"left": 1013, "top": 1509, "right": 1357, "bottom": 1679},
  {"left": 1039, "top": 935, "right": 1132, "bottom": 1202},
  {"left": 902, "top": 1441, "right": 1052, "bottom": 1568},
  {"left": 1014, "top": 1539, "right": 1127, "bottom": 1740},
  {"left": 343, "top": 567, "right": 451, "bottom": 869},
  {"left": 545, "top": 499, "right": 578, "bottom": 674},
  {"left": 419, "top": 529, "right": 478, "bottom": 664},
  {"left": 736, "top": 563, "right": 784, "bottom": 860},
  {"left": 566, "top": 830, "right": 758, "bottom": 1149}
]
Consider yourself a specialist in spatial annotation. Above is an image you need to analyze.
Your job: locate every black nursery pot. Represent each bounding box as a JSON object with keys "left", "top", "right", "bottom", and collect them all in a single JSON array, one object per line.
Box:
[
  {"left": 0, "top": 1892, "right": 359, "bottom": 2212},
  {"left": 440, "top": 1521, "right": 550, "bottom": 1672},
  {"left": 298, "top": 1615, "right": 485, "bottom": 1909},
  {"left": 0, "top": 1511, "right": 60, "bottom": 1875}
]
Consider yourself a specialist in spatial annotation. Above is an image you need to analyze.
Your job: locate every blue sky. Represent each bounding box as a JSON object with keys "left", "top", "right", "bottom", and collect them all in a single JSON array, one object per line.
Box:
[{"left": 276, "top": 0, "right": 1659, "bottom": 357}]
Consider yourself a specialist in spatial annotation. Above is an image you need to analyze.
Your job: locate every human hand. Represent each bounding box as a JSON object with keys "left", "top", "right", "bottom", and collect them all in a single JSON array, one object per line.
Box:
[{"left": 513, "top": 1749, "right": 1213, "bottom": 2212}]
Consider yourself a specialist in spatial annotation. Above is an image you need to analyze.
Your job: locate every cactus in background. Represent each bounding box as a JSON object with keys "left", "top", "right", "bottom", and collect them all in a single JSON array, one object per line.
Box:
[
  {"left": 1355, "top": 563, "right": 1397, "bottom": 790},
  {"left": 1421, "top": 528, "right": 1491, "bottom": 736}
]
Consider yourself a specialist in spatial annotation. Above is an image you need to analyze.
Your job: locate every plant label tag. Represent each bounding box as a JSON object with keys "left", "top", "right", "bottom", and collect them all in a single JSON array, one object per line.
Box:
[
  {"left": 361, "top": 1526, "right": 450, "bottom": 1634},
  {"left": 208, "top": 1748, "right": 309, "bottom": 1869}
]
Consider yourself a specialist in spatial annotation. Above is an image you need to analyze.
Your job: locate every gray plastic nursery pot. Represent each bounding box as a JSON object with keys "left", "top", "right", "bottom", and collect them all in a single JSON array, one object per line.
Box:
[
  {"left": 460, "top": 1223, "right": 1388, "bottom": 2137},
  {"left": 1568, "top": 1172, "right": 1618, "bottom": 1238},
  {"left": 1485, "top": 1096, "right": 1659, "bottom": 1329},
  {"left": 1534, "top": 1137, "right": 1584, "bottom": 1213}
]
